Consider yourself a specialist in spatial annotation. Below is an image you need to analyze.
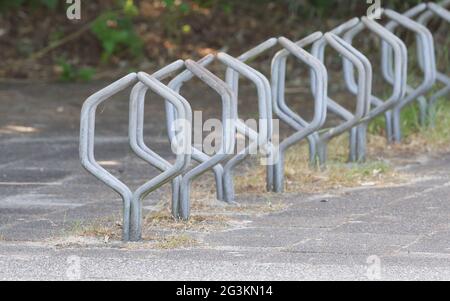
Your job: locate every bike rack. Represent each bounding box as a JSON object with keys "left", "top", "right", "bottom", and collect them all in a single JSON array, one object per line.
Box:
[
  {"left": 342, "top": 14, "right": 408, "bottom": 162},
  {"left": 156, "top": 33, "right": 328, "bottom": 203},
  {"left": 224, "top": 38, "right": 277, "bottom": 195},
  {"left": 228, "top": 32, "right": 331, "bottom": 193},
  {"left": 430, "top": 1, "right": 450, "bottom": 18},
  {"left": 80, "top": 61, "right": 192, "bottom": 242},
  {"left": 80, "top": 74, "right": 137, "bottom": 242},
  {"left": 128, "top": 62, "right": 193, "bottom": 241},
  {"left": 272, "top": 33, "right": 325, "bottom": 169},
  {"left": 417, "top": 1, "right": 450, "bottom": 124},
  {"left": 163, "top": 55, "right": 226, "bottom": 212},
  {"left": 162, "top": 54, "right": 270, "bottom": 214},
  {"left": 219, "top": 52, "right": 271, "bottom": 202},
  {"left": 381, "top": 5, "right": 437, "bottom": 142},
  {"left": 169, "top": 60, "right": 237, "bottom": 220},
  {"left": 309, "top": 19, "right": 372, "bottom": 167},
  {"left": 270, "top": 34, "right": 328, "bottom": 192},
  {"left": 79, "top": 2, "right": 447, "bottom": 242}
]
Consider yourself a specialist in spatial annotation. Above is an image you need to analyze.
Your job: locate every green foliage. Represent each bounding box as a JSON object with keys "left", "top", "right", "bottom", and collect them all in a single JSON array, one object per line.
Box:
[
  {"left": 367, "top": 99, "right": 450, "bottom": 142},
  {"left": 368, "top": 115, "right": 387, "bottom": 137},
  {"left": 77, "top": 67, "right": 96, "bottom": 81},
  {"left": 427, "top": 101, "right": 450, "bottom": 143},
  {"left": 345, "top": 161, "right": 391, "bottom": 178},
  {"left": 400, "top": 103, "right": 422, "bottom": 137},
  {"left": 122, "top": 0, "right": 139, "bottom": 16},
  {"left": 40, "top": 0, "right": 58, "bottom": 9},
  {"left": 392, "top": 99, "right": 450, "bottom": 148},
  {"left": 308, "top": 0, "right": 333, "bottom": 15},
  {"left": 368, "top": 103, "right": 421, "bottom": 138},
  {"left": 57, "top": 59, "right": 95, "bottom": 82},
  {"left": 90, "top": 11, "right": 143, "bottom": 62}
]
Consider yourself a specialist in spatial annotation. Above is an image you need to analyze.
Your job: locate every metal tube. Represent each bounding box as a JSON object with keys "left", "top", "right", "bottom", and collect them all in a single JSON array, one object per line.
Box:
[
  {"left": 381, "top": 6, "right": 437, "bottom": 140},
  {"left": 129, "top": 72, "right": 192, "bottom": 241},
  {"left": 177, "top": 60, "right": 237, "bottom": 220},
  {"left": 80, "top": 73, "right": 138, "bottom": 241},
  {"left": 342, "top": 15, "right": 407, "bottom": 161}
]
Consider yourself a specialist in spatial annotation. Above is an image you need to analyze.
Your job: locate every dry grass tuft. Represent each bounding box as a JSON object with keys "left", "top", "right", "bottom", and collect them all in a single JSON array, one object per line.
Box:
[
  {"left": 153, "top": 234, "right": 199, "bottom": 250},
  {"left": 143, "top": 195, "right": 288, "bottom": 233},
  {"left": 144, "top": 203, "right": 231, "bottom": 232},
  {"left": 69, "top": 218, "right": 122, "bottom": 243}
]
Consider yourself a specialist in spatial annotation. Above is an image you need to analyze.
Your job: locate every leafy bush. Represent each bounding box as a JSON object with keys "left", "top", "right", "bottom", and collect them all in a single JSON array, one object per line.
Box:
[
  {"left": 56, "top": 59, "right": 95, "bottom": 82},
  {"left": 90, "top": 11, "right": 143, "bottom": 62}
]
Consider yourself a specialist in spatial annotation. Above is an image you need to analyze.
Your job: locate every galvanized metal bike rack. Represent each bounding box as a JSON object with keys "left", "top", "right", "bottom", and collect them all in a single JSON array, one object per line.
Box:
[
  {"left": 80, "top": 74, "right": 136, "bottom": 241},
  {"left": 208, "top": 33, "right": 325, "bottom": 195},
  {"left": 128, "top": 62, "right": 193, "bottom": 241},
  {"left": 309, "top": 19, "right": 372, "bottom": 167},
  {"left": 166, "top": 37, "right": 325, "bottom": 204},
  {"left": 163, "top": 55, "right": 226, "bottom": 213},
  {"left": 80, "top": 61, "right": 192, "bottom": 242},
  {"left": 224, "top": 38, "right": 278, "bottom": 195},
  {"left": 214, "top": 34, "right": 328, "bottom": 193},
  {"left": 270, "top": 34, "right": 328, "bottom": 192},
  {"left": 224, "top": 32, "right": 329, "bottom": 193},
  {"left": 80, "top": 2, "right": 447, "bottom": 242},
  {"left": 382, "top": 5, "right": 437, "bottom": 142},
  {"left": 167, "top": 59, "right": 237, "bottom": 220},
  {"left": 162, "top": 54, "right": 271, "bottom": 215},
  {"left": 342, "top": 14, "right": 408, "bottom": 162},
  {"left": 219, "top": 52, "right": 271, "bottom": 202},
  {"left": 417, "top": 1, "right": 450, "bottom": 124},
  {"left": 271, "top": 33, "right": 324, "bottom": 170}
]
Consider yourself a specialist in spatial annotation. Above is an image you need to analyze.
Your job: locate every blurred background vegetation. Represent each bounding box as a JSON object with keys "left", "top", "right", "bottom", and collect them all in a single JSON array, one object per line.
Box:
[{"left": 0, "top": 0, "right": 429, "bottom": 81}]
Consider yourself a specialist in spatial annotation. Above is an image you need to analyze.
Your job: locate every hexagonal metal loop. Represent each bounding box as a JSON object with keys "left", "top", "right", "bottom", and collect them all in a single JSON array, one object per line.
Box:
[
  {"left": 129, "top": 72, "right": 192, "bottom": 241},
  {"left": 340, "top": 15, "right": 408, "bottom": 161},
  {"left": 217, "top": 52, "right": 271, "bottom": 203},
  {"left": 80, "top": 73, "right": 138, "bottom": 241},
  {"left": 174, "top": 59, "right": 237, "bottom": 220},
  {"left": 270, "top": 34, "right": 328, "bottom": 192},
  {"left": 417, "top": 1, "right": 450, "bottom": 126},
  {"left": 309, "top": 27, "right": 372, "bottom": 167},
  {"left": 128, "top": 60, "right": 192, "bottom": 238},
  {"left": 164, "top": 54, "right": 227, "bottom": 208},
  {"left": 382, "top": 7, "right": 437, "bottom": 142},
  {"left": 162, "top": 53, "right": 273, "bottom": 213},
  {"left": 428, "top": 2, "right": 450, "bottom": 21},
  {"left": 80, "top": 66, "right": 193, "bottom": 242},
  {"left": 216, "top": 34, "right": 328, "bottom": 193}
]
